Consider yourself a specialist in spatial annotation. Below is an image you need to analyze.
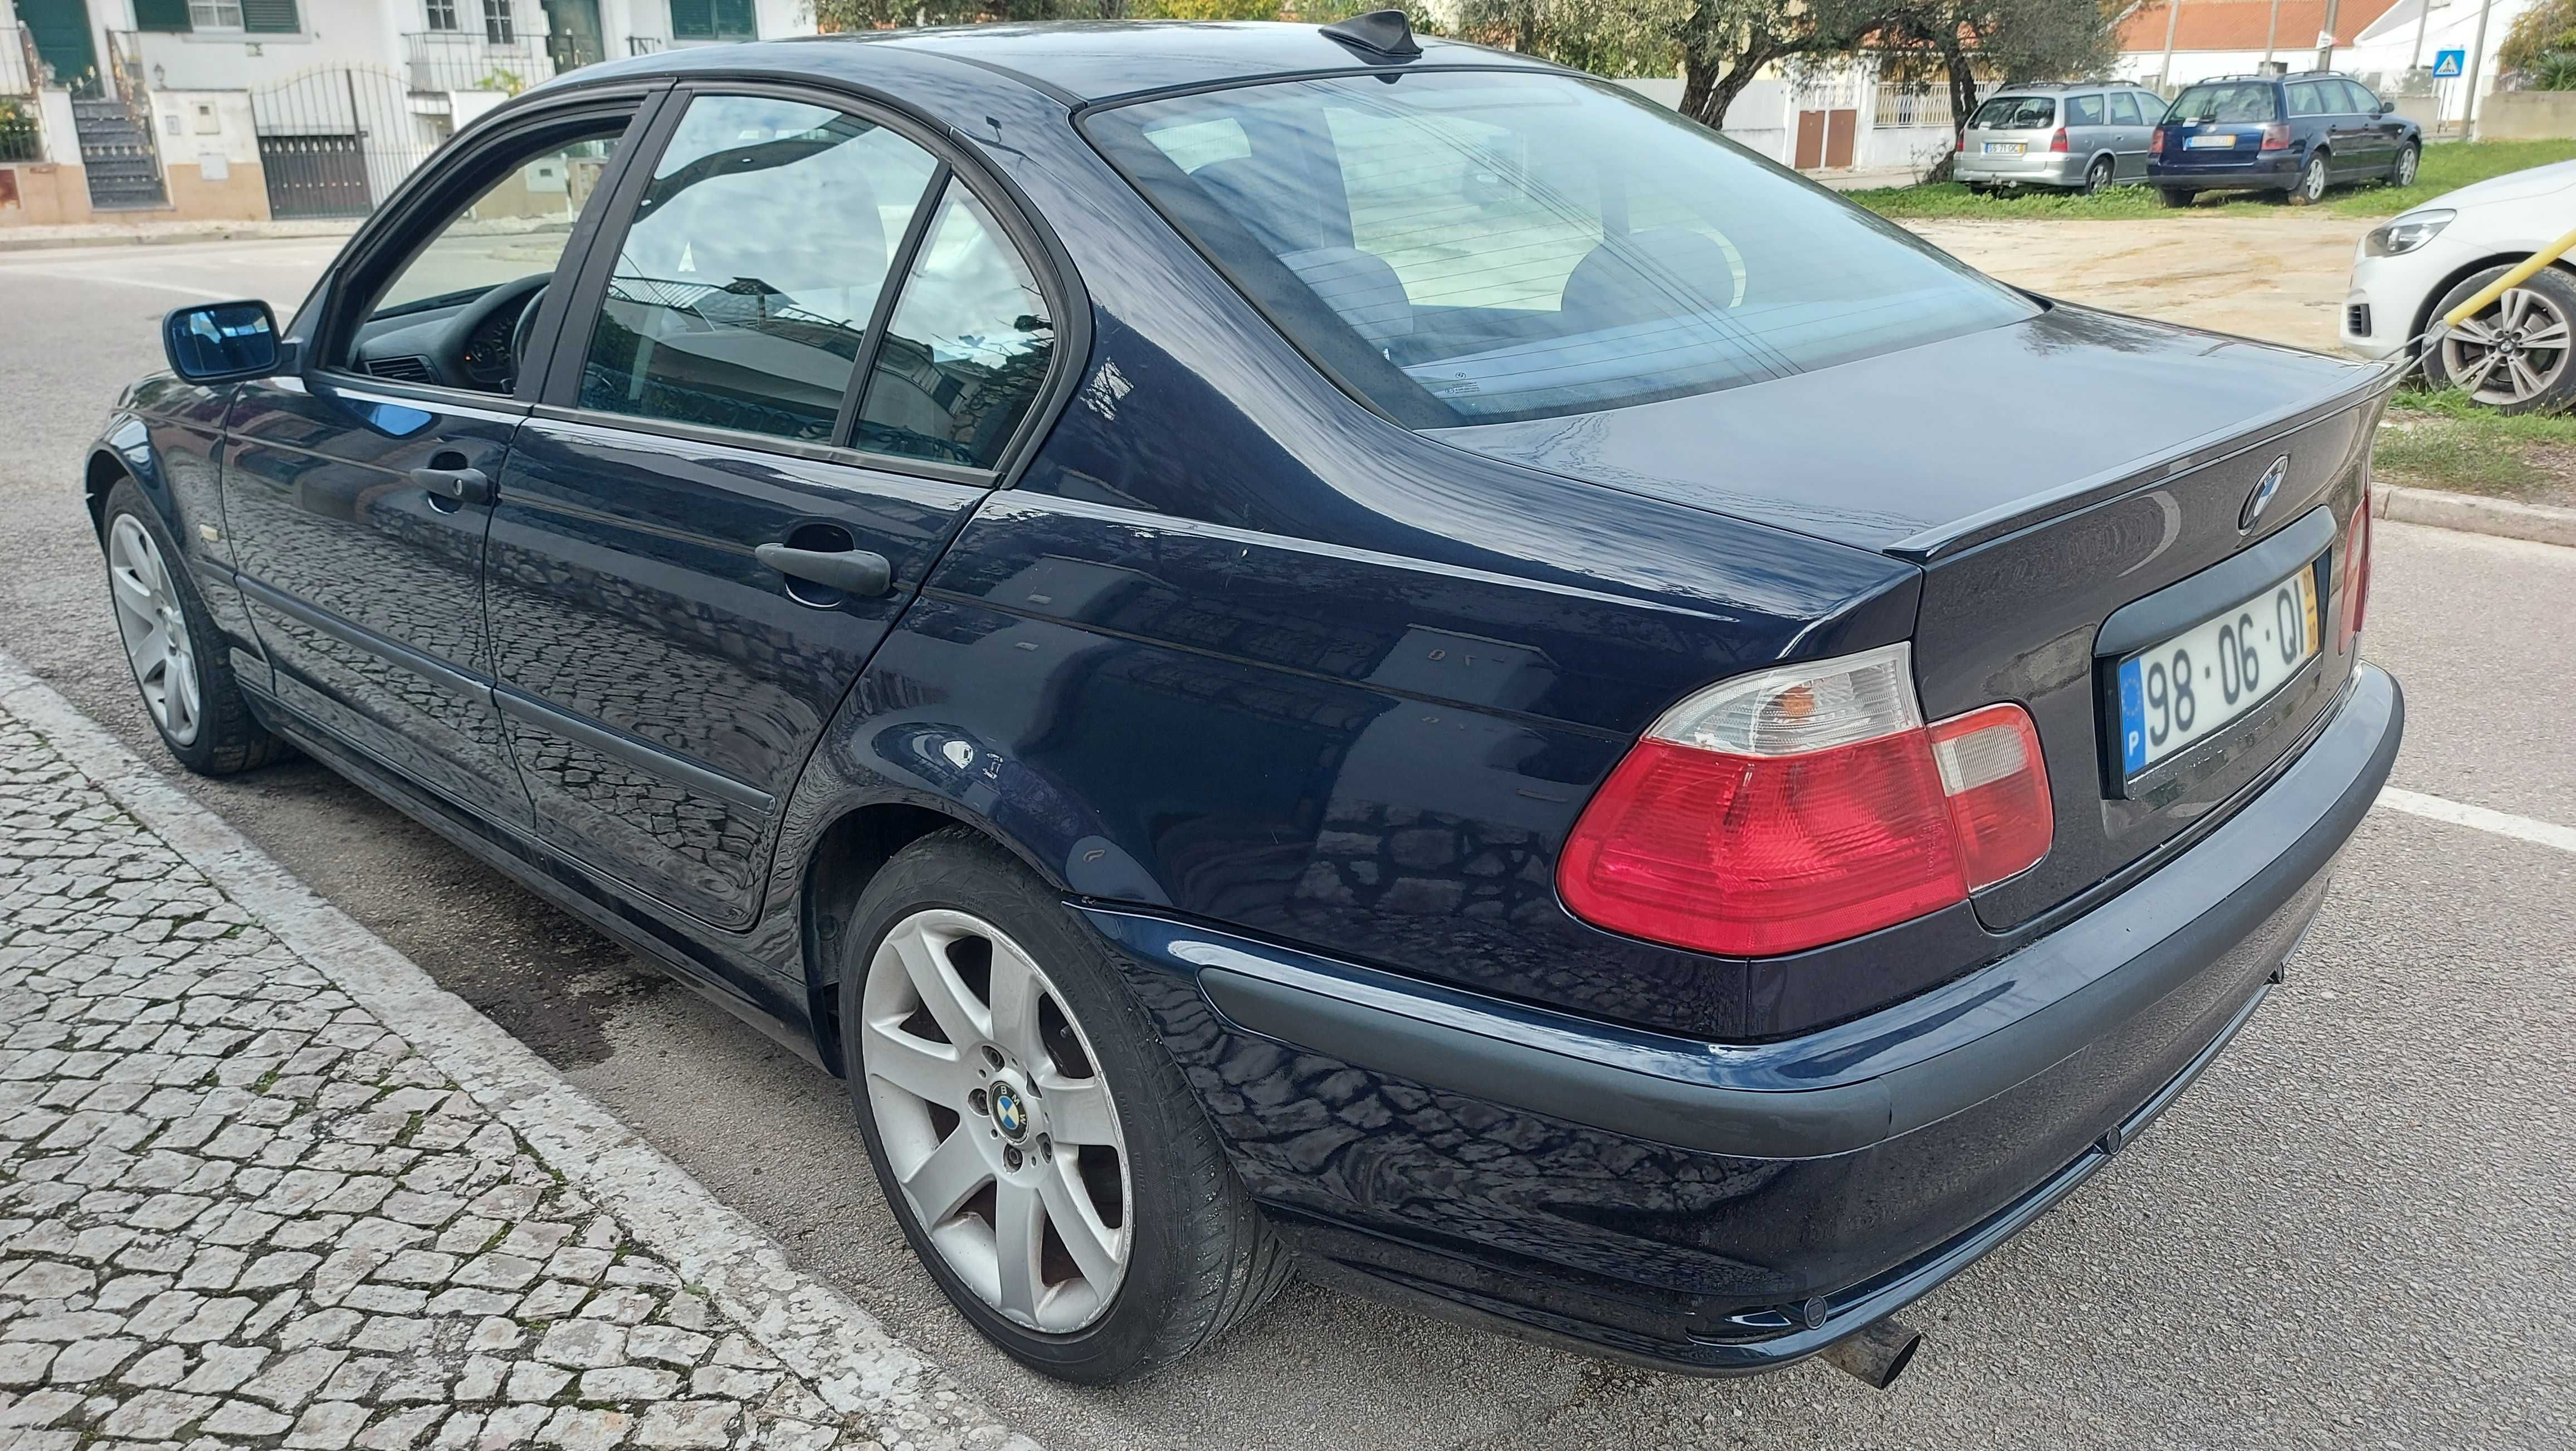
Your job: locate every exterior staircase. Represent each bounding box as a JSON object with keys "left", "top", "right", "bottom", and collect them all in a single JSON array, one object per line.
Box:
[{"left": 71, "top": 95, "right": 167, "bottom": 211}]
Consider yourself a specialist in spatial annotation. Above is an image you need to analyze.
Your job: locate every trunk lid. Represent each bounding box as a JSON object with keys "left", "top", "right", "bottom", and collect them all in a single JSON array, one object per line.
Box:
[
  {"left": 1432, "top": 304, "right": 2389, "bottom": 929},
  {"left": 1963, "top": 95, "right": 2057, "bottom": 157}
]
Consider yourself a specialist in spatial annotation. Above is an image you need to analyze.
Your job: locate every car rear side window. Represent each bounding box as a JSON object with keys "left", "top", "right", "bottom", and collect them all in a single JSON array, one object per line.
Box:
[
  {"left": 2065, "top": 94, "right": 2105, "bottom": 125},
  {"left": 1087, "top": 72, "right": 2034, "bottom": 427},
  {"left": 2109, "top": 92, "right": 2143, "bottom": 125},
  {"left": 851, "top": 181, "right": 1056, "bottom": 469},
  {"left": 576, "top": 94, "right": 938, "bottom": 444},
  {"left": 2288, "top": 82, "right": 2329, "bottom": 116},
  {"left": 2169, "top": 81, "right": 2280, "bottom": 124},
  {"left": 1971, "top": 95, "right": 2055, "bottom": 130}
]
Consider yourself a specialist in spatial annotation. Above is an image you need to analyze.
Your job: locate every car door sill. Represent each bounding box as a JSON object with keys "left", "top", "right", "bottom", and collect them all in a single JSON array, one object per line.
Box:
[{"left": 236, "top": 683, "right": 824, "bottom": 1069}]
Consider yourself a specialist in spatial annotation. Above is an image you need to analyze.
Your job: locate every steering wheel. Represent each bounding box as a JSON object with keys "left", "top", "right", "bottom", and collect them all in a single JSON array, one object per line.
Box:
[
  {"left": 437, "top": 272, "right": 551, "bottom": 391},
  {"left": 509, "top": 283, "right": 549, "bottom": 378}
]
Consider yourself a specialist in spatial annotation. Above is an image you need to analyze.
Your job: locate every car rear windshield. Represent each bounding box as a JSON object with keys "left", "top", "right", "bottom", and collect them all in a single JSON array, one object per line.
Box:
[
  {"left": 1970, "top": 95, "right": 2056, "bottom": 130},
  {"left": 2166, "top": 81, "right": 2281, "bottom": 124},
  {"left": 1085, "top": 72, "right": 2036, "bottom": 427}
]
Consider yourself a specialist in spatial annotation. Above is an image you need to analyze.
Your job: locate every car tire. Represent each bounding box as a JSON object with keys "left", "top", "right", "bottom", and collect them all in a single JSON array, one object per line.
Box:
[
  {"left": 2424, "top": 264, "right": 2576, "bottom": 416},
  {"left": 99, "top": 478, "right": 289, "bottom": 777},
  {"left": 2390, "top": 142, "right": 2419, "bottom": 188},
  {"left": 2157, "top": 187, "right": 2194, "bottom": 208},
  {"left": 2084, "top": 157, "right": 2115, "bottom": 194},
  {"left": 838, "top": 827, "right": 1292, "bottom": 1384},
  {"left": 2287, "top": 152, "right": 2330, "bottom": 206}
]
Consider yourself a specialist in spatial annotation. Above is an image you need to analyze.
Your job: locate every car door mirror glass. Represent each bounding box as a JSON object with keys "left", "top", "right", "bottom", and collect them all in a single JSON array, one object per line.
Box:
[
  {"left": 2379, "top": 99, "right": 2397, "bottom": 115},
  {"left": 163, "top": 300, "right": 280, "bottom": 382}
]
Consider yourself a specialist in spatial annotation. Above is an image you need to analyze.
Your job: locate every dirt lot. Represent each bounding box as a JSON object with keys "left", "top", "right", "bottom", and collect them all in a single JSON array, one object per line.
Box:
[{"left": 1905, "top": 211, "right": 2376, "bottom": 353}]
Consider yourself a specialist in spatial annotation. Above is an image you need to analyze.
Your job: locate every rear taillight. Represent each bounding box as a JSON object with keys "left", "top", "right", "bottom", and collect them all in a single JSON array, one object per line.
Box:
[
  {"left": 1954, "top": 132, "right": 1965, "bottom": 153},
  {"left": 2150, "top": 128, "right": 2165, "bottom": 154},
  {"left": 1558, "top": 645, "right": 2055, "bottom": 958},
  {"left": 2261, "top": 123, "right": 2293, "bottom": 151},
  {"left": 2338, "top": 501, "right": 2372, "bottom": 651},
  {"left": 2049, "top": 128, "right": 2070, "bottom": 153}
]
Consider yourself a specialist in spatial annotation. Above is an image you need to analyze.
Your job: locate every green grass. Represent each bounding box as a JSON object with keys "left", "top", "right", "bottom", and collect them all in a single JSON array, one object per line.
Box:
[
  {"left": 2375, "top": 387, "right": 2576, "bottom": 499},
  {"left": 1847, "top": 139, "right": 2576, "bottom": 222}
]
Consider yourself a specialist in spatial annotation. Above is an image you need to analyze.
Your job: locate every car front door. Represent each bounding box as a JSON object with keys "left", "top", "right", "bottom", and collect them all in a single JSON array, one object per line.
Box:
[
  {"left": 225, "top": 94, "right": 658, "bottom": 828},
  {"left": 486, "top": 89, "right": 1063, "bottom": 928},
  {"left": 2107, "top": 91, "right": 2148, "bottom": 180},
  {"left": 2338, "top": 80, "right": 2396, "bottom": 171}
]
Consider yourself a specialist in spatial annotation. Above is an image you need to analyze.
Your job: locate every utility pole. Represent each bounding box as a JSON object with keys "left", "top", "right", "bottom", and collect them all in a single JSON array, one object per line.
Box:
[
  {"left": 2462, "top": 0, "right": 2496, "bottom": 138},
  {"left": 2159, "top": 0, "right": 2185, "bottom": 91},
  {"left": 2264, "top": 0, "right": 2282, "bottom": 65},
  {"left": 2318, "top": 0, "right": 2343, "bottom": 69},
  {"left": 2408, "top": 0, "right": 2434, "bottom": 80}
]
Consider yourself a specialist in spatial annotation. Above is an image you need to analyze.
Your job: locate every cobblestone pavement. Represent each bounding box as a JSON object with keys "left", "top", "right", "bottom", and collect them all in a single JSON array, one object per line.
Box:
[{"left": 0, "top": 698, "right": 1022, "bottom": 1450}]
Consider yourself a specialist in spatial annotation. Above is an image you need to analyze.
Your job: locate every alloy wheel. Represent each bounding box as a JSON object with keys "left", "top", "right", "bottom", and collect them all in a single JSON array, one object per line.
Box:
[
  {"left": 2440, "top": 286, "right": 2572, "bottom": 408},
  {"left": 2300, "top": 157, "right": 2326, "bottom": 203},
  {"left": 2086, "top": 158, "right": 2112, "bottom": 194},
  {"left": 861, "top": 908, "right": 1132, "bottom": 1333},
  {"left": 2393, "top": 146, "right": 2418, "bottom": 187},
  {"left": 106, "top": 515, "right": 202, "bottom": 746}
]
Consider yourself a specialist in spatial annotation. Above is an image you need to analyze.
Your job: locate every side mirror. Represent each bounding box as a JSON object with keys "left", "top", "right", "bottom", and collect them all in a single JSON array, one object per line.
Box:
[
  {"left": 162, "top": 300, "right": 280, "bottom": 382},
  {"left": 2379, "top": 99, "right": 2397, "bottom": 115}
]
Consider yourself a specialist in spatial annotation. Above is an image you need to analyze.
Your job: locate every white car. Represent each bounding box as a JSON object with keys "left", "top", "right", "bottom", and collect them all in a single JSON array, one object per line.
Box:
[{"left": 2341, "top": 158, "right": 2576, "bottom": 414}]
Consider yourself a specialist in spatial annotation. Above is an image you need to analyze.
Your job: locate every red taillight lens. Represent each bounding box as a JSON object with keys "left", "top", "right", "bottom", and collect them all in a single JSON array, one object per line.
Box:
[
  {"left": 2338, "top": 500, "right": 2372, "bottom": 651},
  {"left": 1928, "top": 704, "right": 2053, "bottom": 890},
  {"left": 1954, "top": 132, "right": 1965, "bottom": 153},
  {"left": 2261, "top": 123, "right": 2293, "bottom": 151},
  {"left": 2049, "top": 128, "right": 2070, "bottom": 153},
  {"left": 1558, "top": 647, "right": 2055, "bottom": 958},
  {"left": 2150, "top": 128, "right": 2165, "bottom": 154}
]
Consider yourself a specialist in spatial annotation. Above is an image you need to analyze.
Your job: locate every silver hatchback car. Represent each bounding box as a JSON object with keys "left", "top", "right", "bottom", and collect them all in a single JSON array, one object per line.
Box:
[{"left": 1955, "top": 82, "right": 2168, "bottom": 193}]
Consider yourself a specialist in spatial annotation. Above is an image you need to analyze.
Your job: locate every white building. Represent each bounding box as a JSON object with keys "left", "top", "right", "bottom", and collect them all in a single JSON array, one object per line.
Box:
[
  {"left": 0, "top": 0, "right": 814, "bottom": 225},
  {"left": 2111, "top": 0, "right": 2530, "bottom": 132}
]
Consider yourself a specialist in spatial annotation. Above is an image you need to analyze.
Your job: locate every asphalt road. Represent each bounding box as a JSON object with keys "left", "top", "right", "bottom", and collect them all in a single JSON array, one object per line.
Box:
[{"left": 2, "top": 236, "right": 2569, "bottom": 1450}]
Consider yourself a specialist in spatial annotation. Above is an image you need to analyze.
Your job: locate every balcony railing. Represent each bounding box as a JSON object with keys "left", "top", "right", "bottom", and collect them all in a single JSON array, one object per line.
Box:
[{"left": 401, "top": 31, "right": 557, "bottom": 94}]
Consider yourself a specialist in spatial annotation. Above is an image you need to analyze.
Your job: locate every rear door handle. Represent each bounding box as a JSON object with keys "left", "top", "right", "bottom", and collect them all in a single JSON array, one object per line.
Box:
[
  {"left": 756, "top": 542, "right": 892, "bottom": 598},
  {"left": 410, "top": 465, "right": 495, "bottom": 506}
]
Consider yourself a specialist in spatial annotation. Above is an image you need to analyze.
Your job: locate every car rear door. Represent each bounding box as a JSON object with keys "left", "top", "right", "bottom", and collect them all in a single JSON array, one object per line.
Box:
[
  {"left": 223, "top": 92, "right": 658, "bottom": 830},
  {"left": 2109, "top": 91, "right": 2151, "bottom": 179},
  {"left": 486, "top": 87, "right": 1066, "bottom": 929}
]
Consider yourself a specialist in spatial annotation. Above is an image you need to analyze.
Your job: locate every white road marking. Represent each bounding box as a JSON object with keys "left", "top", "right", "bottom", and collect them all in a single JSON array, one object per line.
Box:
[{"left": 2375, "top": 787, "right": 2576, "bottom": 856}]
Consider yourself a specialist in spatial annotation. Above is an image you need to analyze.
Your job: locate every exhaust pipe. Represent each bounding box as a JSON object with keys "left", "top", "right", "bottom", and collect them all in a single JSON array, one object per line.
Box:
[{"left": 1818, "top": 1316, "right": 1923, "bottom": 1390}]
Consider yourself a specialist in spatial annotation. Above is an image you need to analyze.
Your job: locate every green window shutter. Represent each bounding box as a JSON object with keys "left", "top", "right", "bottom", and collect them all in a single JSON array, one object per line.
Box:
[
  {"left": 134, "top": 0, "right": 194, "bottom": 33},
  {"left": 242, "top": 0, "right": 302, "bottom": 33},
  {"left": 715, "top": 0, "right": 757, "bottom": 37},
  {"left": 669, "top": 0, "right": 715, "bottom": 38}
]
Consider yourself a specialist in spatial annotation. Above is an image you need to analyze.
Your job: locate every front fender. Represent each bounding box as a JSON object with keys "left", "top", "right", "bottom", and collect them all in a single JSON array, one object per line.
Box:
[{"left": 87, "top": 377, "right": 261, "bottom": 665}]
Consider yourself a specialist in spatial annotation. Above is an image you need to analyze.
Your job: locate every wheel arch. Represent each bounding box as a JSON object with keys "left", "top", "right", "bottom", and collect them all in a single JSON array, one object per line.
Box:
[
  {"left": 85, "top": 415, "right": 167, "bottom": 536},
  {"left": 2407, "top": 254, "right": 2576, "bottom": 354},
  {"left": 796, "top": 796, "right": 1073, "bottom": 1079}
]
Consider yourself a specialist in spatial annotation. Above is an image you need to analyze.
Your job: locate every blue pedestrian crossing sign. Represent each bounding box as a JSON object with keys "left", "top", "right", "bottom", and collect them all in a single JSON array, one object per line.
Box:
[{"left": 2433, "top": 49, "right": 2466, "bottom": 78}]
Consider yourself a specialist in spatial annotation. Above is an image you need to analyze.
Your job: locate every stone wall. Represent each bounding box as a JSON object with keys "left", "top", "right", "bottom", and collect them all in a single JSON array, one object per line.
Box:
[{"left": 2480, "top": 91, "right": 2576, "bottom": 140}]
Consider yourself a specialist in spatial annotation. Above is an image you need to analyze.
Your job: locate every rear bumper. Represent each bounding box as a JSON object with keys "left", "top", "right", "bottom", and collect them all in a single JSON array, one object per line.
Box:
[
  {"left": 1955, "top": 150, "right": 2086, "bottom": 187},
  {"left": 2151, "top": 153, "right": 2302, "bottom": 190},
  {"left": 1089, "top": 664, "right": 2401, "bottom": 1373}
]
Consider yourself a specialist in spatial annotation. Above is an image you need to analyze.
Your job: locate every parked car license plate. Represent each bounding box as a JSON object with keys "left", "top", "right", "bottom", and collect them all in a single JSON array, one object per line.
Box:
[
  {"left": 2184, "top": 134, "right": 2237, "bottom": 149},
  {"left": 2117, "top": 566, "right": 2320, "bottom": 776},
  {"left": 1982, "top": 142, "right": 2024, "bottom": 155}
]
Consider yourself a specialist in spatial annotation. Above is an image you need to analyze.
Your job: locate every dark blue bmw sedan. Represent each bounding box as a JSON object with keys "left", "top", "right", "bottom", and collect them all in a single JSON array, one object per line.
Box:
[{"left": 90, "top": 14, "right": 2400, "bottom": 1387}]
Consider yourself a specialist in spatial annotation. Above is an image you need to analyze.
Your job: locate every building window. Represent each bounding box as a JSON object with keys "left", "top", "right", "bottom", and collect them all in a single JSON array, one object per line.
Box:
[
  {"left": 483, "top": 0, "right": 515, "bottom": 43},
  {"left": 189, "top": 1, "right": 245, "bottom": 28},
  {"left": 670, "top": 0, "right": 758, "bottom": 41},
  {"left": 239, "top": 0, "right": 301, "bottom": 33},
  {"left": 427, "top": 0, "right": 462, "bottom": 31}
]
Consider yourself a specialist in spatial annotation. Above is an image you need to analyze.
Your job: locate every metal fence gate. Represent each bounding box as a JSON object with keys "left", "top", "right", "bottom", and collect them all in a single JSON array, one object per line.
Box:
[{"left": 251, "top": 66, "right": 437, "bottom": 220}]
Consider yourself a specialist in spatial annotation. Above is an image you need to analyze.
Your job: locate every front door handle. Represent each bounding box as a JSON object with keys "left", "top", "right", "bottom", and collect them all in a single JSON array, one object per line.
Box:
[
  {"left": 411, "top": 465, "right": 495, "bottom": 506},
  {"left": 756, "top": 542, "right": 892, "bottom": 598}
]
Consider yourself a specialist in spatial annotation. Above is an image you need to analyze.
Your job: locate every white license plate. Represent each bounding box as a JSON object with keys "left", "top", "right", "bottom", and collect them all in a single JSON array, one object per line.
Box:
[
  {"left": 2117, "top": 566, "right": 2320, "bottom": 776},
  {"left": 1982, "top": 142, "right": 2025, "bottom": 155},
  {"left": 2184, "top": 134, "right": 2237, "bottom": 149}
]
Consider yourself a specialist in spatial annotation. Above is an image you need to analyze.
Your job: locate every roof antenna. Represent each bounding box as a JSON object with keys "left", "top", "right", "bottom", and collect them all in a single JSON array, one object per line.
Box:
[{"left": 1320, "top": 9, "right": 1422, "bottom": 62}]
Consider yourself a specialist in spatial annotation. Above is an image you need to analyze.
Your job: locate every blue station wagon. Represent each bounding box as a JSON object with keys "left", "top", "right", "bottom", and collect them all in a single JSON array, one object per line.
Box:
[
  {"left": 92, "top": 16, "right": 2401, "bottom": 1387},
  {"left": 2150, "top": 71, "right": 2422, "bottom": 206}
]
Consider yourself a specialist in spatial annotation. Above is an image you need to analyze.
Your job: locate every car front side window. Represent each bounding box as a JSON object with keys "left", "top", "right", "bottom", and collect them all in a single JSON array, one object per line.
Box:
[
  {"left": 575, "top": 93, "right": 940, "bottom": 444},
  {"left": 336, "top": 122, "right": 628, "bottom": 395}
]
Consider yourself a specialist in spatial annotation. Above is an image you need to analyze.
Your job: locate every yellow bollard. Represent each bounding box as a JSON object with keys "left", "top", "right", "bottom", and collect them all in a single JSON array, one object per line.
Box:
[{"left": 2442, "top": 225, "right": 2576, "bottom": 328}]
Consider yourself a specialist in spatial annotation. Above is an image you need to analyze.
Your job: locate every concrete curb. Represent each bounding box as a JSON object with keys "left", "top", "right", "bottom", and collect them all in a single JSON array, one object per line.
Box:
[
  {"left": 2373, "top": 484, "right": 2576, "bottom": 549},
  {"left": 0, "top": 651, "right": 1041, "bottom": 1451},
  {"left": 0, "top": 220, "right": 363, "bottom": 253}
]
